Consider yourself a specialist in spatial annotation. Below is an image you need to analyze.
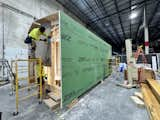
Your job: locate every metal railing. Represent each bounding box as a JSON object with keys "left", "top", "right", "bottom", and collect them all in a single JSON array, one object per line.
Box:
[
  {"left": 0, "top": 59, "right": 15, "bottom": 86},
  {"left": 11, "top": 58, "right": 42, "bottom": 115}
]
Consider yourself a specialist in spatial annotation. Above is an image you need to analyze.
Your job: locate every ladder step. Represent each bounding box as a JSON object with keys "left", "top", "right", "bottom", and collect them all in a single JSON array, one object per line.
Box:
[
  {"left": 48, "top": 92, "right": 61, "bottom": 102},
  {"left": 43, "top": 98, "right": 60, "bottom": 109}
]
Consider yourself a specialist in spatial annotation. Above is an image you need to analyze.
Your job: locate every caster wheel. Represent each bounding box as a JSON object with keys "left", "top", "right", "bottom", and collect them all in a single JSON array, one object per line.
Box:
[
  {"left": 39, "top": 101, "right": 42, "bottom": 104},
  {"left": 13, "top": 112, "right": 19, "bottom": 116},
  {"left": 9, "top": 93, "right": 13, "bottom": 96}
]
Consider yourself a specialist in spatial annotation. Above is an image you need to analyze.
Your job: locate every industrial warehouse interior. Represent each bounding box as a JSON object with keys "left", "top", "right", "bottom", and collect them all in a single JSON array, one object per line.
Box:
[{"left": 0, "top": 0, "right": 160, "bottom": 120}]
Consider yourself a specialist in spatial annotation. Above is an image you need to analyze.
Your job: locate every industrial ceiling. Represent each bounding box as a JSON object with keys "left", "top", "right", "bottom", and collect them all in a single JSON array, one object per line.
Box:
[{"left": 56, "top": 0, "right": 160, "bottom": 52}]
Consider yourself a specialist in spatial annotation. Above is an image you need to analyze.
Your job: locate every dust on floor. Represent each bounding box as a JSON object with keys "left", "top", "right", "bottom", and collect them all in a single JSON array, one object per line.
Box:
[{"left": 0, "top": 70, "right": 149, "bottom": 120}]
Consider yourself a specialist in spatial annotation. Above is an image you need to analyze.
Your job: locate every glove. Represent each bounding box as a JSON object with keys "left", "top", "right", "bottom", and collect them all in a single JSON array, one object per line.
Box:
[
  {"left": 32, "top": 47, "right": 36, "bottom": 51},
  {"left": 43, "top": 39, "right": 47, "bottom": 42},
  {"left": 48, "top": 36, "right": 51, "bottom": 39}
]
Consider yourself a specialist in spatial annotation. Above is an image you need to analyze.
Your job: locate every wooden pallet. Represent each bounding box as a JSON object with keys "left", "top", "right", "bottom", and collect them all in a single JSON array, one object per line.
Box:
[
  {"left": 134, "top": 92, "right": 143, "bottom": 100},
  {"left": 130, "top": 96, "right": 145, "bottom": 108},
  {"left": 116, "top": 83, "right": 137, "bottom": 89},
  {"left": 0, "top": 80, "right": 9, "bottom": 86},
  {"left": 48, "top": 92, "right": 61, "bottom": 102},
  {"left": 43, "top": 98, "right": 60, "bottom": 110}
]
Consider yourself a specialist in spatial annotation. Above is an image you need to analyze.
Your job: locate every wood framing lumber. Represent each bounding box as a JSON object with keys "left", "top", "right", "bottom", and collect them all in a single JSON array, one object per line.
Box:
[
  {"left": 116, "top": 83, "right": 137, "bottom": 89},
  {"left": 134, "top": 92, "right": 143, "bottom": 100},
  {"left": 67, "top": 99, "right": 79, "bottom": 109},
  {"left": 146, "top": 79, "right": 160, "bottom": 103},
  {"left": 48, "top": 92, "right": 61, "bottom": 102},
  {"left": 43, "top": 98, "right": 60, "bottom": 110},
  {"left": 130, "top": 96, "right": 145, "bottom": 108},
  {"left": 141, "top": 84, "right": 160, "bottom": 120}
]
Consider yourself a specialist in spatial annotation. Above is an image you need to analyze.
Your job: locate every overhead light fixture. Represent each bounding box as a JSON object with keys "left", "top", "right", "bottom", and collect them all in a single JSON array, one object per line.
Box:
[
  {"left": 156, "top": 12, "right": 160, "bottom": 16},
  {"left": 139, "top": 24, "right": 144, "bottom": 30},
  {"left": 131, "top": 5, "right": 137, "bottom": 10},
  {"left": 105, "top": 23, "right": 109, "bottom": 26},
  {"left": 129, "top": 11, "right": 138, "bottom": 19}
]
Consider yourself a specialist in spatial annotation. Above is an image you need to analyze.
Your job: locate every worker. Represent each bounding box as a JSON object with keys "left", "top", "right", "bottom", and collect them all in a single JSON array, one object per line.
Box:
[
  {"left": 119, "top": 62, "right": 127, "bottom": 72},
  {"left": 25, "top": 26, "right": 50, "bottom": 58},
  {"left": 134, "top": 45, "right": 144, "bottom": 61},
  {"left": 139, "top": 45, "right": 143, "bottom": 49},
  {"left": 36, "top": 61, "right": 47, "bottom": 98}
]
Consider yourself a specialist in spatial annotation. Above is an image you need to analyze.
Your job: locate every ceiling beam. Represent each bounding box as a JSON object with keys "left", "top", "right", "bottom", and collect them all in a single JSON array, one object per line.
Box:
[
  {"left": 89, "top": 0, "right": 155, "bottom": 24},
  {"left": 113, "top": 0, "right": 126, "bottom": 42},
  {"left": 55, "top": 0, "right": 87, "bottom": 24},
  {"left": 69, "top": 0, "right": 91, "bottom": 22},
  {"left": 82, "top": 0, "right": 121, "bottom": 46},
  {"left": 148, "top": 1, "right": 160, "bottom": 25},
  {"left": 95, "top": 0, "right": 122, "bottom": 45},
  {"left": 56, "top": 0, "right": 119, "bottom": 47},
  {"left": 148, "top": 1, "right": 160, "bottom": 40}
]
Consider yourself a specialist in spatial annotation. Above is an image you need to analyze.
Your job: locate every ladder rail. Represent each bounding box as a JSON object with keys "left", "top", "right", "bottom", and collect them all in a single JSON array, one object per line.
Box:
[
  {"left": 0, "top": 59, "right": 15, "bottom": 81},
  {"left": 3, "top": 60, "right": 15, "bottom": 81}
]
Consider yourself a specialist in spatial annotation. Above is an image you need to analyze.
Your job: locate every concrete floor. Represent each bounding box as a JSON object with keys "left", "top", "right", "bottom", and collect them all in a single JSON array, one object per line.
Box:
[{"left": 0, "top": 70, "right": 149, "bottom": 120}]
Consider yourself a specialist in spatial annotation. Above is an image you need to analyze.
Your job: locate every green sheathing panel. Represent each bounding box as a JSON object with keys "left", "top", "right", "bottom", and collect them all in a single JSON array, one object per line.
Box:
[{"left": 60, "top": 12, "right": 111, "bottom": 106}]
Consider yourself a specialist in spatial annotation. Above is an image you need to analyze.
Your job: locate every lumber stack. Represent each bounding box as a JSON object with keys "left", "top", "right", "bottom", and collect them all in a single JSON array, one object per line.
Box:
[
  {"left": 141, "top": 79, "right": 160, "bottom": 120},
  {"left": 147, "top": 79, "right": 160, "bottom": 103},
  {"left": 130, "top": 95, "right": 145, "bottom": 108}
]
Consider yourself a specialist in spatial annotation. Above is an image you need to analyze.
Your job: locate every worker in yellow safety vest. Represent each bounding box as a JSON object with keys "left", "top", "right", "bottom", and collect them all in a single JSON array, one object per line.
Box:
[{"left": 25, "top": 26, "right": 50, "bottom": 58}]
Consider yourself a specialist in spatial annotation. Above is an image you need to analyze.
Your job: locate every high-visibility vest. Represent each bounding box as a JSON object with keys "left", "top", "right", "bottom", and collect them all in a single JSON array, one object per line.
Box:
[
  {"left": 29, "top": 28, "right": 47, "bottom": 40},
  {"left": 36, "top": 64, "right": 46, "bottom": 77}
]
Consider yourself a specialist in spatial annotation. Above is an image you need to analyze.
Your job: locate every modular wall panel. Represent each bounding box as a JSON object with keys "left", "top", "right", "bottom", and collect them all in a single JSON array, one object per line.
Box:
[{"left": 60, "top": 12, "right": 111, "bottom": 106}]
